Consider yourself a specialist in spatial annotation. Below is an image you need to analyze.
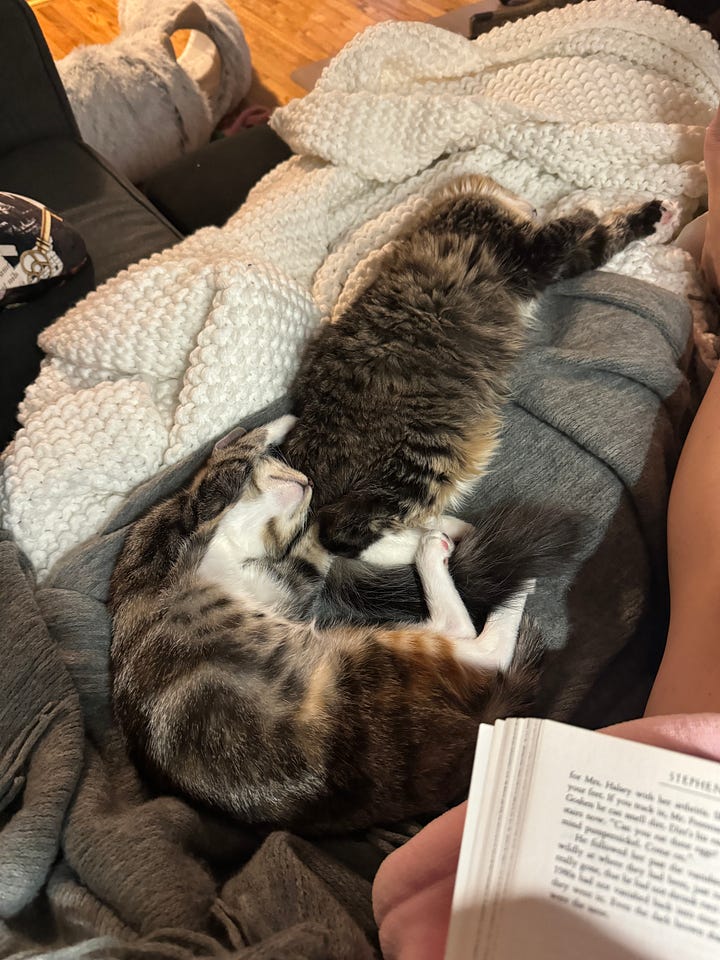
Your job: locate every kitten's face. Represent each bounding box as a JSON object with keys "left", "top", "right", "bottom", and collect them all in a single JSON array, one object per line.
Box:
[{"left": 205, "top": 416, "right": 313, "bottom": 561}]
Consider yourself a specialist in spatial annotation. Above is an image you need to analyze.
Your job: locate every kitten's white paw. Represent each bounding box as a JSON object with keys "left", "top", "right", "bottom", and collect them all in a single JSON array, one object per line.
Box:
[
  {"left": 416, "top": 529, "right": 455, "bottom": 568},
  {"left": 434, "top": 516, "right": 474, "bottom": 542},
  {"left": 651, "top": 199, "right": 681, "bottom": 243},
  {"left": 265, "top": 414, "right": 298, "bottom": 445}
]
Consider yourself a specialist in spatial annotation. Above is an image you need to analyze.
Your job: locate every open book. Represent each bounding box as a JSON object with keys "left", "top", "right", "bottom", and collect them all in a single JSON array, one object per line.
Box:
[{"left": 445, "top": 718, "right": 720, "bottom": 960}]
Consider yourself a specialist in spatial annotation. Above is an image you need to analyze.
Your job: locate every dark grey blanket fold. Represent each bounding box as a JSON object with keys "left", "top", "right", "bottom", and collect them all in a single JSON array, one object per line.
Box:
[{"left": 0, "top": 273, "right": 693, "bottom": 958}]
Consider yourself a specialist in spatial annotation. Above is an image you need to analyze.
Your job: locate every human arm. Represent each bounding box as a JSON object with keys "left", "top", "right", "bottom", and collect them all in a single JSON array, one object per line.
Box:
[{"left": 644, "top": 106, "right": 720, "bottom": 716}]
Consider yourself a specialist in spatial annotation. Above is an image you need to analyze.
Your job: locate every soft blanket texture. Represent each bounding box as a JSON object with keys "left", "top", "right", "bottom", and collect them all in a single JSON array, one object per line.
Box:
[
  {"left": 0, "top": 271, "right": 694, "bottom": 956},
  {"left": 1, "top": 0, "right": 717, "bottom": 582},
  {"left": 373, "top": 712, "right": 720, "bottom": 960}
]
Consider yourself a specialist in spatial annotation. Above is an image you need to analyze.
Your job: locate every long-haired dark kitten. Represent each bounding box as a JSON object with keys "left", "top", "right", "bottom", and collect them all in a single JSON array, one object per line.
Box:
[
  {"left": 283, "top": 175, "right": 674, "bottom": 557},
  {"left": 110, "top": 419, "right": 547, "bottom": 833}
]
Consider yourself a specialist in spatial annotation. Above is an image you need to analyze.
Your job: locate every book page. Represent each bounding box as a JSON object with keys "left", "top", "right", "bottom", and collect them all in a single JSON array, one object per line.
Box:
[
  {"left": 445, "top": 723, "right": 497, "bottom": 959},
  {"left": 455, "top": 720, "right": 720, "bottom": 960}
]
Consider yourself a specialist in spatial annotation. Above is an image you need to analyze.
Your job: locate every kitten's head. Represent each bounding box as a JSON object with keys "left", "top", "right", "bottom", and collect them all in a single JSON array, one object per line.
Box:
[{"left": 193, "top": 415, "right": 312, "bottom": 560}]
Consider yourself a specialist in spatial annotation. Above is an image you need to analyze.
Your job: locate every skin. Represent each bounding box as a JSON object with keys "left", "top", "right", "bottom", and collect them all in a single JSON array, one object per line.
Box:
[{"left": 644, "top": 104, "right": 720, "bottom": 716}]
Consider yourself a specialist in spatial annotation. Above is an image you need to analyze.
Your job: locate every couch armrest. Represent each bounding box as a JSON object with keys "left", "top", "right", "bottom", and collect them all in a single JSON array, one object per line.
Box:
[{"left": 0, "top": 0, "right": 80, "bottom": 155}]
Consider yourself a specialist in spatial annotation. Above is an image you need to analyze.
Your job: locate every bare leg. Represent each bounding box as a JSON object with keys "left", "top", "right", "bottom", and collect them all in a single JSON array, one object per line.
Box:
[
  {"left": 645, "top": 105, "right": 720, "bottom": 716},
  {"left": 702, "top": 106, "right": 720, "bottom": 294},
  {"left": 645, "top": 362, "right": 720, "bottom": 715}
]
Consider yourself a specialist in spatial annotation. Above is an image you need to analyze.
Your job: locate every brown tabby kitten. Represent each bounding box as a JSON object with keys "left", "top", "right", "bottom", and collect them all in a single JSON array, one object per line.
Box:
[
  {"left": 283, "top": 175, "right": 674, "bottom": 557},
  {"left": 109, "top": 418, "right": 540, "bottom": 833}
]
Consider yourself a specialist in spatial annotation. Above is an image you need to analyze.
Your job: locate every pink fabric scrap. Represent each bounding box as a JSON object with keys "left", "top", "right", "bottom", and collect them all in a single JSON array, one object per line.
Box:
[{"left": 220, "top": 104, "right": 271, "bottom": 137}]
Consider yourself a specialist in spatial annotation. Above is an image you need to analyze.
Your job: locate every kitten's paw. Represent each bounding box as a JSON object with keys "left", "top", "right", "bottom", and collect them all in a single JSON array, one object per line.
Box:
[
  {"left": 265, "top": 414, "right": 298, "bottom": 445},
  {"left": 435, "top": 515, "right": 474, "bottom": 542},
  {"left": 627, "top": 199, "right": 680, "bottom": 243},
  {"left": 360, "top": 527, "right": 422, "bottom": 566},
  {"left": 417, "top": 529, "right": 455, "bottom": 568},
  {"left": 628, "top": 199, "right": 663, "bottom": 235},
  {"left": 652, "top": 199, "right": 682, "bottom": 242}
]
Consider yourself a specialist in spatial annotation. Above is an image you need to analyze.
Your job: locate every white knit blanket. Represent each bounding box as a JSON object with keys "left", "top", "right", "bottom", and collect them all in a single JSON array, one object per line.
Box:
[{"left": 2, "top": 0, "right": 719, "bottom": 581}]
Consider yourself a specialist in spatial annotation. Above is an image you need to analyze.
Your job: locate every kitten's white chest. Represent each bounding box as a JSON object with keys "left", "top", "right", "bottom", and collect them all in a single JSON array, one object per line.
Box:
[{"left": 198, "top": 532, "right": 293, "bottom": 610}]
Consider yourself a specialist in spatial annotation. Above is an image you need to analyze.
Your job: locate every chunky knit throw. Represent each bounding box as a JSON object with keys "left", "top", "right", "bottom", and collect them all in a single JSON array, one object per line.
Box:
[{"left": 2, "top": 0, "right": 718, "bottom": 581}]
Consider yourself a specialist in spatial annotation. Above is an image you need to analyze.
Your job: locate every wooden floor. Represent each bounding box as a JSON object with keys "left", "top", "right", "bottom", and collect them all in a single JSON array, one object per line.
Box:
[{"left": 31, "top": 0, "right": 464, "bottom": 107}]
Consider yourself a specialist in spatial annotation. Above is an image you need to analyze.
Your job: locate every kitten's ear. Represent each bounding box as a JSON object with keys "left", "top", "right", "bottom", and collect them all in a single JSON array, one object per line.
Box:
[{"left": 214, "top": 426, "right": 247, "bottom": 451}]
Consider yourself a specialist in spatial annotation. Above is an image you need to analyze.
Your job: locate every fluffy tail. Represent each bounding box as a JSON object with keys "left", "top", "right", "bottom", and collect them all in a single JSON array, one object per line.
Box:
[
  {"left": 486, "top": 614, "right": 546, "bottom": 718},
  {"left": 315, "top": 502, "right": 582, "bottom": 629}
]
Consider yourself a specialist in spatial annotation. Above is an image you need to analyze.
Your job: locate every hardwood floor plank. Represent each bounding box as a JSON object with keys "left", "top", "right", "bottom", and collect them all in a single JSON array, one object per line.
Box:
[{"left": 32, "top": 0, "right": 471, "bottom": 105}]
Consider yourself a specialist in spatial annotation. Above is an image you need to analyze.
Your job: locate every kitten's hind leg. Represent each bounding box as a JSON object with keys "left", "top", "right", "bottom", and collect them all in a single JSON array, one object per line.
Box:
[
  {"left": 465, "top": 579, "right": 536, "bottom": 672},
  {"left": 528, "top": 200, "right": 679, "bottom": 289}
]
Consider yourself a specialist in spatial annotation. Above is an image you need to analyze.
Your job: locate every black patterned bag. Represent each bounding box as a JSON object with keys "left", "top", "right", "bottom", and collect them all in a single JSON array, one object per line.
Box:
[{"left": 0, "top": 192, "right": 89, "bottom": 307}]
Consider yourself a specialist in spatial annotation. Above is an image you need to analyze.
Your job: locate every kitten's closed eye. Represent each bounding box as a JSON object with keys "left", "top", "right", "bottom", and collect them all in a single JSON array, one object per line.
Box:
[{"left": 195, "top": 465, "right": 253, "bottom": 524}]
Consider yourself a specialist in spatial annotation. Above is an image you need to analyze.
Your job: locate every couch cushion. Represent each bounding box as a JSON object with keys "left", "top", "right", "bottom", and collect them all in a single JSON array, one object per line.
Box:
[
  {"left": 142, "top": 125, "right": 293, "bottom": 234},
  {"left": 0, "top": 137, "right": 181, "bottom": 284}
]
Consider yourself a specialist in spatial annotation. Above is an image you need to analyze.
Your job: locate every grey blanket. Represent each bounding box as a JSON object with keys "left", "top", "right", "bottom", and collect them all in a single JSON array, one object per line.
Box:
[{"left": 0, "top": 272, "right": 693, "bottom": 957}]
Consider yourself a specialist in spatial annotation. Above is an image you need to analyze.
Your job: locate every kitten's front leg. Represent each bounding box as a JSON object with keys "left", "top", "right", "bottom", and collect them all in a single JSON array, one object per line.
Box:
[
  {"left": 359, "top": 527, "right": 424, "bottom": 567},
  {"left": 359, "top": 515, "right": 472, "bottom": 567},
  {"left": 299, "top": 519, "right": 449, "bottom": 576},
  {"left": 415, "top": 525, "right": 536, "bottom": 671},
  {"left": 428, "top": 515, "right": 474, "bottom": 542},
  {"left": 415, "top": 530, "right": 477, "bottom": 639}
]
